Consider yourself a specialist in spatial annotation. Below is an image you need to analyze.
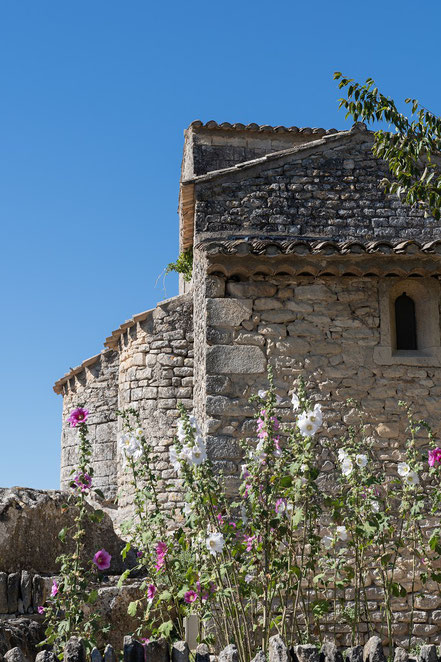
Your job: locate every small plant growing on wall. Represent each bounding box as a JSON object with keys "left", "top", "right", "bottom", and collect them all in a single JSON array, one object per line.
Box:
[{"left": 165, "top": 248, "right": 193, "bottom": 283}]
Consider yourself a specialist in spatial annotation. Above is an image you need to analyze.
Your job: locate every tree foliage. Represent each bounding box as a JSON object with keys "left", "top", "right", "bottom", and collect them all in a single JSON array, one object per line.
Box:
[{"left": 334, "top": 72, "right": 441, "bottom": 220}]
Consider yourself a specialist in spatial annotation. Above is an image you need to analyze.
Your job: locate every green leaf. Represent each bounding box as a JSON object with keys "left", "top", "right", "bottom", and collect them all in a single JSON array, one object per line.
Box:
[
  {"left": 118, "top": 569, "right": 131, "bottom": 588},
  {"left": 127, "top": 600, "right": 139, "bottom": 617},
  {"left": 121, "top": 542, "right": 131, "bottom": 561},
  {"left": 58, "top": 527, "right": 67, "bottom": 543},
  {"left": 88, "top": 589, "right": 99, "bottom": 604},
  {"left": 158, "top": 620, "right": 174, "bottom": 638}
]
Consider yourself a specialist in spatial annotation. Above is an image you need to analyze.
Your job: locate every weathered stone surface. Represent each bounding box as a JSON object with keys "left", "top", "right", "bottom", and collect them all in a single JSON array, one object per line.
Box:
[
  {"left": 31, "top": 576, "right": 44, "bottom": 611},
  {"left": 219, "top": 645, "right": 238, "bottom": 662},
  {"left": 0, "top": 574, "right": 7, "bottom": 613},
  {"left": 250, "top": 652, "right": 266, "bottom": 662},
  {"left": 19, "top": 573, "right": 32, "bottom": 612},
  {"left": 295, "top": 645, "right": 320, "bottom": 662},
  {"left": 418, "top": 646, "right": 438, "bottom": 662},
  {"left": 7, "top": 574, "right": 19, "bottom": 614},
  {"left": 207, "top": 298, "right": 252, "bottom": 327},
  {"left": 226, "top": 281, "right": 277, "bottom": 297},
  {"left": 0, "top": 488, "right": 135, "bottom": 574},
  {"left": 346, "top": 647, "right": 363, "bottom": 662},
  {"left": 394, "top": 648, "right": 408, "bottom": 662},
  {"left": 172, "top": 642, "right": 189, "bottom": 662},
  {"left": 206, "top": 345, "right": 266, "bottom": 374},
  {"left": 363, "top": 637, "right": 385, "bottom": 662},
  {"left": 103, "top": 645, "right": 117, "bottom": 662},
  {"left": 64, "top": 638, "right": 86, "bottom": 662},
  {"left": 4, "top": 648, "right": 26, "bottom": 662},
  {"left": 123, "top": 637, "right": 144, "bottom": 662},
  {"left": 0, "top": 619, "right": 43, "bottom": 659},
  {"left": 35, "top": 652, "right": 57, "bottom": 662},
  {"left": 195, "top": 644, "right": 210, "bottom": 662},
  {"left": 269, "top": 635, "right": 289, "bottom": 662},
  {"left": 145, "top": 639, "right": 170, "bottom": 662},
  {"left": 321, "top": 641, "right": 343, "bottom": 662},
  {"left": 91, "top": 648, "right": 103, "bottom": 662}
]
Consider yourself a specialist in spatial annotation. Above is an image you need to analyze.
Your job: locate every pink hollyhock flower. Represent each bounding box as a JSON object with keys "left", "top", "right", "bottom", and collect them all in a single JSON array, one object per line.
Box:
[
  {"left": 184, "top": 590, "right": 198, "bottom": 604},
  {"left": 140, "top": 638, "right": 150, "bottom": 644},
  {"left": 271, "top": 416, "right": 280, "bottom": 430},
  {"left": 217, "top": 513, "right": 224, "bottom": 525},
  {"left": 428, "top": 447, "right": 441, "bottom": 467},
  {"left": 245, "top": 535, "right": 255, "bottom": 552},
  {"left": 93, "top": 549, "right": 112, "bottom": 570},
  {"left": 67, "top": 407, "right": 89, "bottom": 427},
  {"left": 50, "top": 580, "right": 59, "bottom": 597},
  {"left": 136, "top": 551, "right": 143, "bottom": 558},
  {"left": 37, "top": 606, "right": 45, "bottom": 615},
  {"left": 155, "top": 541, "right": 167, "bottom": 571},
  {"left": 73, "top": 473, "right": 92, "bottom": 492},
  {"left": 147, "top": 584, "right": 157, "bottom": 601}
]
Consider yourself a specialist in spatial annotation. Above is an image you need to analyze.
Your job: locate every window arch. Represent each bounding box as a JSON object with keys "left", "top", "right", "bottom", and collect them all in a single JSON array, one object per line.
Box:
[{"left": 395, "top": 292, "right": 417, "bottom": 350}]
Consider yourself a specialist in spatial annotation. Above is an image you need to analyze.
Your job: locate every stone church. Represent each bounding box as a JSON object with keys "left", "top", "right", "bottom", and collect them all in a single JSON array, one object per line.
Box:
[{"left": 54, "top": 119, "right": 441, "bottom": 518}]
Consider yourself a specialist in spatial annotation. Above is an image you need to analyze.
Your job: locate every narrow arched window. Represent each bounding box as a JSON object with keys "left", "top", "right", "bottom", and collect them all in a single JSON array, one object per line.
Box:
[{"left": 395, "top": 292, "right": 417, "bottom": 350}]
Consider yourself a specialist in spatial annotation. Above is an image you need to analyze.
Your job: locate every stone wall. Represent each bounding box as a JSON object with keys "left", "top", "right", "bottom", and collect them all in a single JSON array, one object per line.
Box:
[
  {"left": 59, "top": 350, "right": 119, "bottom": 500},
  {"left": 114, "top": 294, "right": 194, "bottom": 519},
  {"left": 193, "top": 131, "right": 439, "bottom": 242}
]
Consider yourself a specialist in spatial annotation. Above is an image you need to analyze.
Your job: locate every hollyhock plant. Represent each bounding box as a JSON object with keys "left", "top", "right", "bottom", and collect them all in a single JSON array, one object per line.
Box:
[
  {"left": 155, "top": 541, "right": 168, "bottom": 571},
  {"left": 93, "top": 549, "right": 112, "bottom": 571},
  {"left": 67, "top": 407, "right": 89, "bottom": 427}
]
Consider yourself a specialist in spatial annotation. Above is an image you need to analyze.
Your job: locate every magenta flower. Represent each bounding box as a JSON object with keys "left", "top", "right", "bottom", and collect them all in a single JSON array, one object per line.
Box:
[
  {"left": 245, "top": 535, "right": 255, "bottom": 552},
  {"left": 147, "top": 584, "right": 157, "bottom": 601},
  {"left": 184, "top": 590, "right": 198, "bottom": 604},
  {"left": 73, "top": 473, "right": 92, "bottom": 492},
  {"left": 155, "top": 541, "right": 168, "bottom": 571},
  {"left": 67, "top": 407, "right": 89, "bottom": 427},
  {"left": 37, "top": 606, "right": 45, "bottom": 614},
  {"left": 50, "top": 580, "right": 59, "bottom": 597},
  {"left": 93, "top": 548, "right": 111, "bottom": 570},
  {"left": 428, "top": 447, "right": 441, "bottom": 467},
  {"left": 136, "top": 551, "right": 143, "bottom": 558},
  {"left": 140, "top": 638, "right": 150, "bottom": 644}
]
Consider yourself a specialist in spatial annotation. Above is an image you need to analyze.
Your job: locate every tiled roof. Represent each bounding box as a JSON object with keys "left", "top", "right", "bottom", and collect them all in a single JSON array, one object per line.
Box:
[
  {"left": 196, "top": 237, "right": 441, "bottom": 256},
  {"left": 188, "top": 120, "right": 340, "bottom": 136}
]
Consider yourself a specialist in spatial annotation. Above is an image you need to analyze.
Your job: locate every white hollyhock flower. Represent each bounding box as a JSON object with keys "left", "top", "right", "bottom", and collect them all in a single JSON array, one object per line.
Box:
[
  {"left": 134, "top": 427, "right": 144, "bottom": 439},
  {"left": 285, "top": 501, "right": 294, "bottom": 516},
  {"left": 406, "top": 470, "right": 420, "bottom": 486},
  {"left": 258, "top": 390, "right": 267, "bottom": 399},
  {"left": 321, "top": 535, "right": 333, "bottom": 550},
  {"left": 398, "top": 462, "right": 410, "bottom": 477},
  {"left": 355, "top": 454, "right": 368, "bottom": 468},
  {"left": 244, "top": 573, "right": 254, "bottom": 584},
  {"left": 119, "top": 434, "right": 143, "bottom": 463},
  {"left": 341, "top": 457, "right": 353, "bottom": 477},
  {"left": 371, "top": 501, "right": 380, "bottom": 513},
  {"left": 291, "top": 393, "right": 300, "bottom": 411},
  {"left": 177, "top": 420, "right": 186, "bottom": 442},
  {"left": 169, "top": 446, "right": 181, "bottom": 473},
  {"left": 297, "top": 412, "right": 320, "bottom": 437},
  {"left": 206, "top": 532, "right": 225, "bottom": 556},
  {"left": 186, "top": 436, "right": 207, "bottom": 466},
  {"left": 338, "top": 448, "right": 349, "bottom": 462},
  {"left": 183, "top": 502, "right": 192, "bottom": 515},
  {"left": 337, "top": 525, "right": 348, "bottom": 541}
]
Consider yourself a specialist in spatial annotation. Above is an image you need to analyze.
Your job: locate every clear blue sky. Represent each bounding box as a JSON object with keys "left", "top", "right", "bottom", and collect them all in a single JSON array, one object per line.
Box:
[{"left": 1, "top": 0, "right": 440, "bottom": 490}]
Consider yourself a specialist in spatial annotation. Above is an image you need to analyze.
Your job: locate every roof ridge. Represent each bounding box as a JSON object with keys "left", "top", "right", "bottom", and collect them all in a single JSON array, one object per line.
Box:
[
  {"left": 188, "top": 119, "right": 341, "bottom": 135},
  {"left": 182, "top": 126, "right": 369, "bottom": 185}
]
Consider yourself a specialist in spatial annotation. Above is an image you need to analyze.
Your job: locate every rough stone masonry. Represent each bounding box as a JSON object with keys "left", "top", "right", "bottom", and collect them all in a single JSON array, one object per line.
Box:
[{"left": 52, "top": 119, "right": 441, "bottom": 644}]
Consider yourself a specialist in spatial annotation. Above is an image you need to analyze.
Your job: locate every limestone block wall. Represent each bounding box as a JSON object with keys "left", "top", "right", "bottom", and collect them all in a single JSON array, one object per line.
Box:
[
  {"left": 114, "top": 294, "right": 193, "bottom": 518},
  {"left": 59, "top": 350, "right": 119, "bottom": 500},
  {"left": 196, "top": 264, "right": 441, "bottom": 488}
]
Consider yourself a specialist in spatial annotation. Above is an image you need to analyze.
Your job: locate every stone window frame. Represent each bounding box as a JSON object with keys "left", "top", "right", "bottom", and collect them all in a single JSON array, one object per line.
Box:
[{"left": 374, "top": 277, "right": 441, "bottom": 366}]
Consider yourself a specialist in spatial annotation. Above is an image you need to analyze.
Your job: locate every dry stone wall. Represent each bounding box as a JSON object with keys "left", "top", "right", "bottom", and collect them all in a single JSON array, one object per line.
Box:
[{"left": 194, "top": 132, "right": 439, "bottom": 242}]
